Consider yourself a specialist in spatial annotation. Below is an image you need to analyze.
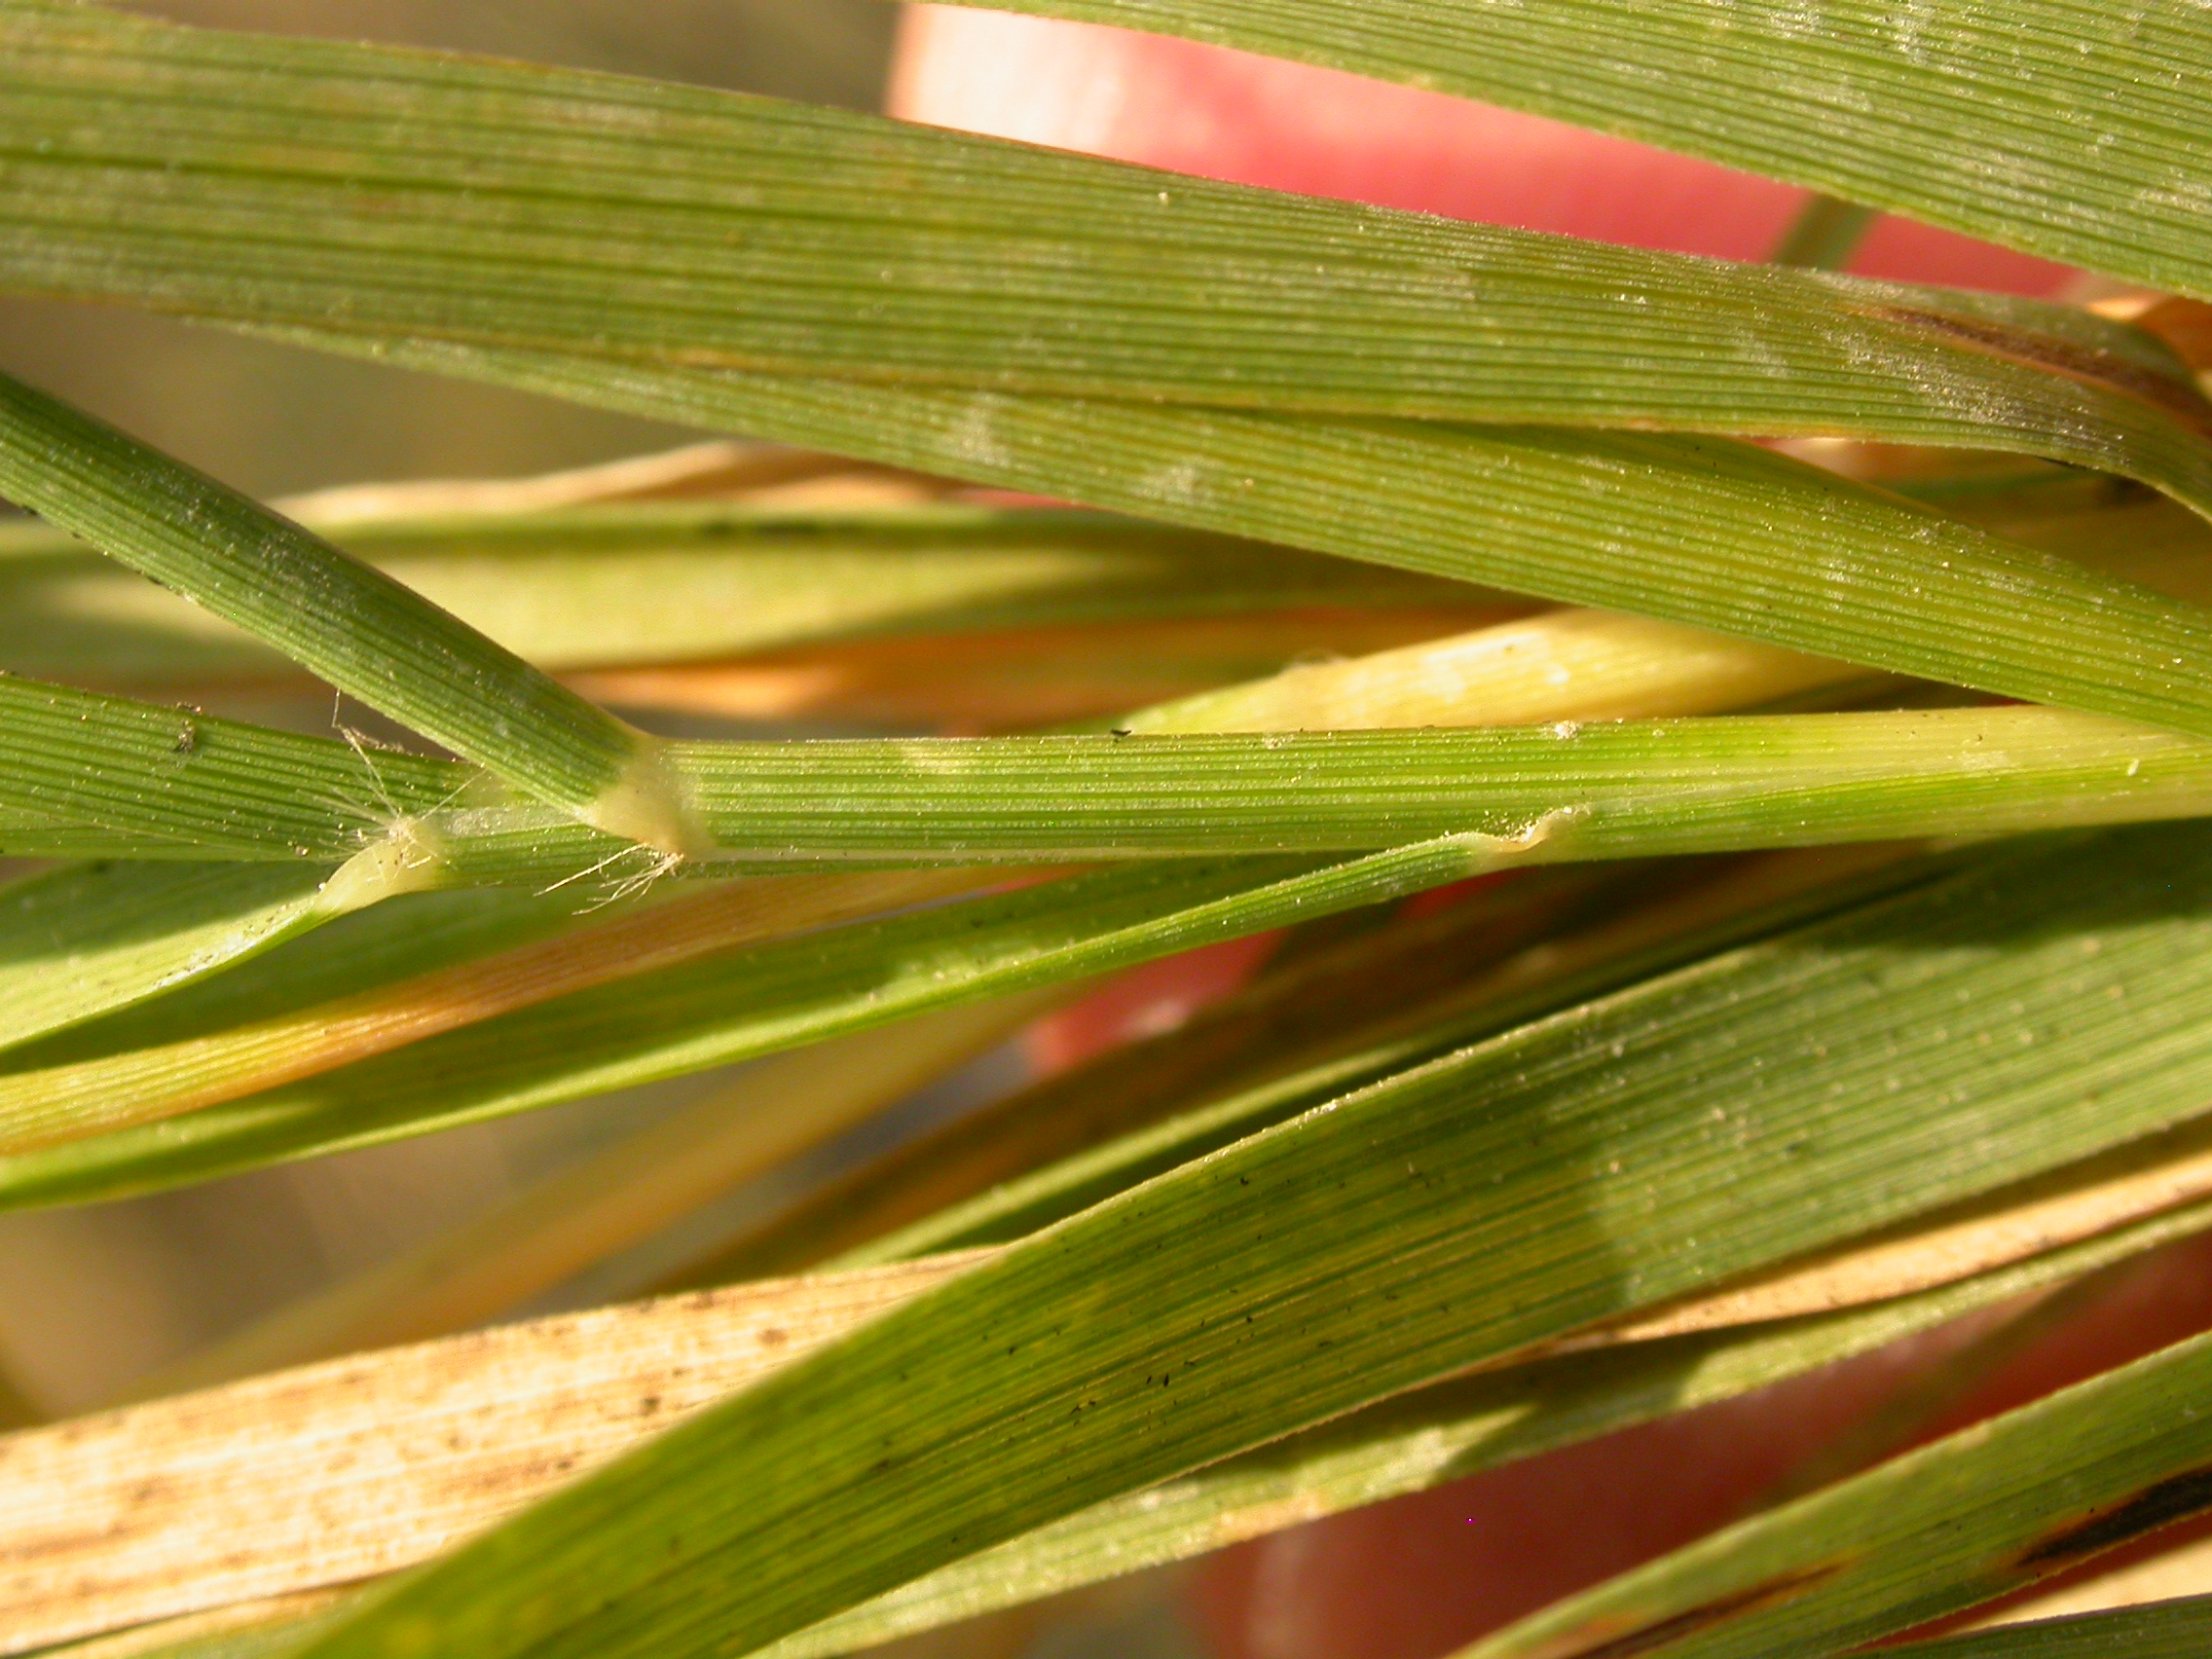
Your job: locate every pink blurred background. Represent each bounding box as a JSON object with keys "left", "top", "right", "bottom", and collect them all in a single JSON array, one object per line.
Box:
[{"left": 892, "top": 6, "right": 2079, "bottom": 296}]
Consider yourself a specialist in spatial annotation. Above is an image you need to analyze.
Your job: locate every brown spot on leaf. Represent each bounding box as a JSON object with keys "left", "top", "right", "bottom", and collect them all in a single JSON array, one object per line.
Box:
[
  {"left": 2013, "top": 1464, "right": 2212, "bottom": 1570},
  {"left": 1867, "top": 303, "right": 2212, "bottom": 436}
]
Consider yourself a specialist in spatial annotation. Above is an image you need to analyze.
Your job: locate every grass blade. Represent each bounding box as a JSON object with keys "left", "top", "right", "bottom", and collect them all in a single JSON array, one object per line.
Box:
[
  {"left": 0, "top": 862, "right": 333, "bottom": 1053},
  {"left": 0, "top": 503, "right": 1494, "bottom": 689},
  {"left": 0, "top": 848, "right": 1455, "bottom": 1206},
  {"left": 24, "top": 700, "right": 2212, "bottom": 1179},
  {"left": 22, "top": 1187, "right": 2212, "bottom": 1659},
  {"left": 31, "top": 670, "right": 2212, "bottom": 873},
  {"left": 589, "top": 608, "right": 1525, "bottom": 732},
  {"left": 0, "top": 1257, "right": 980, "bottom": 1655},
  {"left": 0, "top": 674, "right": 460, "bottom": 866},
  {"left": 6, "top": 5, "right": 2208, "bottom": 496},
  {"left": 765, "top": 1200, "right": 2212, "bottom": 1659},
  {"left": 797, "top": 851, "right": 1931, "bottom": 1274},
  {"left": 1893, "top": 1599, "right": 2212, "bottom": 1657},
  {"left": 0, "top": 870, "right": 987, "bottom": 1158},
  {"left": 1984, "top": 1541, "right": 2212, "bottom": 1633},
  {"left": 1768, "top": 197, "right": 1880, "bottom": 273},
  {"left": 1460, "top": 1327, "right": 2212, "bottom": 1659},
  {"left": 0, "top": 674, "right": 643, "bottom": 890},
  {"left": 940, "top": 0, "right": 2212, "bottom": 298},
  {"left": 693, "top": 863, "right": 1655, "bottom": 1279},
  {"left": 0, "top": 372, "right": 693, "bottom": 851},
  {"left": 662, "top": 711, "right": 2212, "bottom": 860},
  {"left": 1117, "top": 608, "right": 1876, "bottom": 732},
  {"left": 125, "top": 991, "right": 1066, "bottom": 1391},
  {"left": 197, "top": 820, "right": 2212, "bottom": 1659},
  {"left": 23, "top": 704, "right": 2212, "bottom": 1173},
  {"left": 311, "top": 337, "right": 2212, "bottom": 746}
]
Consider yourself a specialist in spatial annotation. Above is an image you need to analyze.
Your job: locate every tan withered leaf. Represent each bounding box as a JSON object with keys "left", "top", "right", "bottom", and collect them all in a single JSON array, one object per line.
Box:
[{"left": 0, "top": 1256, "right": 982, "bottom": 1655}]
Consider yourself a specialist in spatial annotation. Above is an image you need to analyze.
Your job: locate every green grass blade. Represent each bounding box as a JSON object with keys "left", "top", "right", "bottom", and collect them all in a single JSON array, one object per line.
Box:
[
  {"left": 942, "top": 0, "right": 2212, "bottom": 299},
  {"left": 691, "top": 864, "right": 1657, "bottom": 1279},
  {"left": 20, "top": 696, "right": 2212, "bottom": 1171},
  {"left": 820, "top": 855, "right": 1936, "bottom": 1271},
  {"left": 1892, "top": 1598, "right": 2212, "bottom": 1656},
  {"left": 768, "top": 1202, "right": 2212, "bottom": 1659},
  {"left": 298, "top": 337, "right": 2212, "bottom": 746},
  {"left": 1461, "top": 1327, "right": 2212, "bottom": 1659},
  {"left": 0, "top": 869, "right": 987, "bottom": 1160},
  {"left": 5, "top": 6, "right": 2211, "bottom": 497},
  {"left": 0, "top": 372, "right": 694, "bottom": 851},
  {"left": 0, "top": 847, "right": 1460, "bottom": 1206},
  {"left": 0, "top": 503, "right": 1490, "bottom": 686},
  {"left": 245, "top": 819, "right": 2212, "bottom": 1659},
  {"left": 664, "top": 709, "right": 2212, "bottom": 861},
  {"left": 0, "top": 862, "right": 335, "bottom": 1054},
  {"left": 0, "top": 673, "right": 651, "bottom": 889},
  {"left": 11, "top": 884, "right": 663, "bottom": 1081},
  {"left": 68, "top": 1184, "right": 2212, "bottom": 1659},
  {"left": 31, "top": 673, "right": 2212, "bottom": 873},
  {"left": 0, "top": 672, "right": 461, "bottom": 864}
]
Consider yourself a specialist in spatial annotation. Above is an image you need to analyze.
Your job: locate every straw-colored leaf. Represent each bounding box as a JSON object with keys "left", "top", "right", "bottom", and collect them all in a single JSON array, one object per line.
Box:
[
  {"left": 1120, "top": 608, "right": 1877, "bottom": 733},
  {"left": 0, "top": 1256, "right": 983, "bottom": 1655}
]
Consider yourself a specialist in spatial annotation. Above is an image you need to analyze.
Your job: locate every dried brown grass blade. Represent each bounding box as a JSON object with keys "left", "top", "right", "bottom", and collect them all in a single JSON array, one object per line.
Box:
[{"left": 0, "top": 1255, "right": 984, "bottom": 1655}]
